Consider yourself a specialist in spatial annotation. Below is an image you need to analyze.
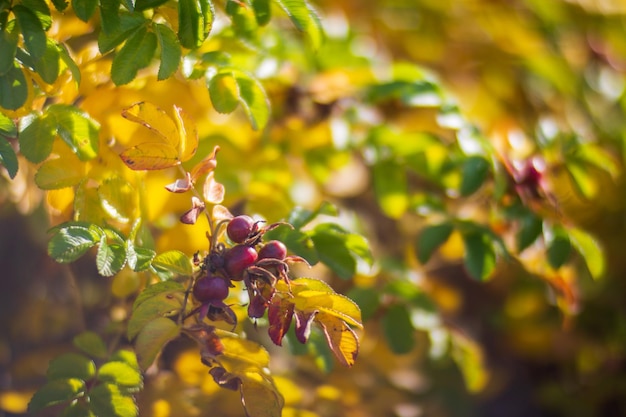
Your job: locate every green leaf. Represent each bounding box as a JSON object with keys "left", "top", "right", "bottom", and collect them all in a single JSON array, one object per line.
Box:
[
  {"left": 287, "top": 201, "right": 338, "bottom": 230},
  {"left": 98, "top": 12, "right": 146, "bottom": 52},
  {"left": 382, "top": 304, "right": 415, "bottom": 354},
  {"left": 98, "top": 0, "right": 122, "bottom": 34},
  {"left": 133, "top": 280, "right": 184, "bottom": 309},
  {"left": 111, "top": 25, "right": 156, "bottom": 85},
  {"left": 89, "top": 383, "right": 138, "bottom": 417},
  {"left": 110, "top": 349, "right": 140, "bottom": 370},
  {"left": 178, "top": 0, "right": 213, "bottom": 49},
  {"left": 226, "top": 0, "right": 258, "bottom": 39},
  {"left": 252, "top": 0, "right": 271, "bottom": 25},
  {"left": 51, "top": 0, "right": 69, "bottom": 12},
  {"left": 373, "top": 159, "right": 408, "bottom": 219},
  {"left": 546, "top": 226, "right": 571, "bottom": 270},
  {"left": 22, "top": 0, "right": 52, "bottom": 29},
  {"left": 154, "top": 23, "right": 181, "bottom": 80},
  {"left": 97, "top": 361, "right": 143, "bottom": 388},
  {"left": 569, "top": 228, "right": 604, "bottom": 279},
  {"left": 234, "top": 70, "right": 270, "bottom": 130},
  {"left": 47, "top": 353, "right": 96, "bottom": 381},
  {"left": 151, "top": 250, "right": 192, "bottom": 276},
  {"left": 35, "top": 156, "right": 84, "bottom": 189},
  {"left": 0, "top": 138, "right": 18, "bottom": 179},
  {"left": 462, "top": 231, "right": 496, "bottom": 280},
  {"left": 18, "top": 114, "right": 56, "bottom": 163},
  {"left": 134, "top": 0, "right": 168, "bottom": 11},
  {"left": 0, "top": 61, "right": 28, "bottom": 110},
  {"left": 58, "top": 44, "right": 81, "bottom": 85},
  {"left": 0, "top": 113, "right": 16, "bottom": 137},
  {"left": 14, "top": 5, "right": 46, "bottom": 59},
  {"left": 46, "top": 105, "right": 100, "bottom": 161},
  {"left": 134, "top": 317, "right": 180, "bottom": 370},
  {"left": 310, "top": 225, "right": 356, "bottom": 279},
  {"left": 208, "top": 72, "right": 240, "bottom": 114},
  {"left": 73, "top": 331, "right": 108, "bottom": 358},
  {"left": 72, "top": 0, "right": 99, "bottom": 22},
  {"left": 0, "top": 26, "right": 18, "bottom": 75},
  {"left": 127, "top": 290, "right": 183, "bottom": 339},
  {"left": 346, "top": 287, "right": 379, "bottom": 321},
  {"left": 516, "top": 211, "right": 542, "bottom": 252},
  {"left": 98, "top": 176, "right": 135, "bottom": 222},
  {"left": 275, "top": 0, "right": 323, "bottom": 49},
  {"left": 61, "top": 401, "right": 95, "bottom": 417},
  {"left": 28, "top": 379, "right": 86, "bottom": 413},
  {"left": 126, "top": 241, "right": 155, "bottom": 272},
  {"left": 96, "top": 236, "right": 127, "bottom": 276},
  {"left": 48, "top": 223, "right": 103, "bottom": 263},
  {"left": 460, "top": 155, "right": 490, "bottom": 196},
  {"left": 34, "top": 38, "right": 61, "bottom": 84},
  {"left": 417, "top": 222, "right": 454, "bottom": 264},
  {"left": 263, "top": 225, "right": 319, "bottom": 265}
]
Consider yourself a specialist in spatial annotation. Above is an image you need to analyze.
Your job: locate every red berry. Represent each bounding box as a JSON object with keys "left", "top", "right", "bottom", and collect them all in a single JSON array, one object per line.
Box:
[
  {"left": 227, "top": 215, "right": 257, "bottom": 243},
  {"left": 258, "top": 240, "right": 287, "bottom": 261},
  {"left": 193, "top": 275, "right": 229, "bottom": 302},
  {"left": 224, "top": 245, "right": 258, "bottom": 280}
]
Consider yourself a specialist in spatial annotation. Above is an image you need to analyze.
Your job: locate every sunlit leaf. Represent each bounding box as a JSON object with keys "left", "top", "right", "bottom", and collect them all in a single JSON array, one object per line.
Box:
[
  {"left": 98, "top": 177, "right": 136, "bottom": 222},
  {"left": 14, "top": 5, "right": 46, "bottom": 59},
  {"left": 171, "top": 105, "right": 198, "bottom": 162},
  {"left": 373, "top": 159, "right": 408, "bottom": 219},
  {"left": 209, "top": 72, "right": 240, "bottom": 114},
  {"left": 111, "top": 25, "right": 157, "bottom": 85},
  {"left": 569, "top": 228, "right": 605, "bottom": 280},
  {"left": 252, "top": 0, "right": 271, "bottom": 25},
  {"left": 417, "top": 222, "right": 454, "bottom": 264},
  {"left": 22, "top": 0, "right": 52, "bottom": 29},
  {"left": 234, "top": 70, "right": 270, "bottom": 131},
  {"left": 275, "top": 0, "right": 323, "bottom": 49},
  {"left": 134, "top": 317, "right": 180, "bottom": 370},
  {"left": 96, "top": 235, "right": 127, "bottom": 276},
  {"left": 89, "top": 383, "right": 138, "bottom": 417},
  {"left": 47, "top": 353, "right": 96, "bottom": 381},
  {"left": 294, "top": 290, "right": 362, "bottom": 328},
  {"left": 127, "top": 290, "right": 183, "bottom": 340},
  {"left": 240, "top": 373, "right": 284, "bottom": 417},
  {"left": 35, "top": 156, "right": 84, "bottom": 189},
  {"left": 97, "top": 361, "right": 143, "bottom": 388},
  {"left": 73, "top": 331, "right": 108, "bottom": 359},
  {"left": 152, "top": 250, "right": 192, "bottom": 276},
  {"left": 28, "top": 379, "right": 85, "bottom": 413},
  {"left": 48, "top": 223, "right": 104, "bottom": 263},
  {"left": 268, "top": 297, "right": 294, "bottom": 346},
  {"left": 110, "top": 349, "right": 140, "bottom": 371},
  {"left": 219, "top": 334, "right": 271, "bottom": 370},
  {"left": 382, "top": 304, "right": 415, "bottom": 354},
  {"left": 47, "top": 104, "right": 100, "bottom": 161},
  {"left": 203, "top": 172, "right": 225, "bottom": 203},
  {"left": 132, "top": 280, "right": 185, "bottom": 309},
  {"left": 316, "top": 312, "right": 359, "bottom": 367},
  {"left": 309, "top": 226, "right": 356, "bottom": 279},
  {"left": 287, "top": 202, "right": 338, "bottom": 230},
  {"left": 126, "top": 243, "right": 156, "bottom": 272},
  {"left": 451, "top": 333, "right": 488, "bottom": 392},
  {"left": 178, "top": 0, "right": 213, "bottom": 49}
]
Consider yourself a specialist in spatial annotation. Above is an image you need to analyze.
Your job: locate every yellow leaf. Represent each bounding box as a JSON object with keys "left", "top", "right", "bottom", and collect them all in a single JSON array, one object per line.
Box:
[
  {"left": 240, "top": 372, "right": 284, "bottom": 417},
  {"left": 120, "top": 142, "right": 182, "bottom": 170},
  {"left": 172, "top": 105, "right": 198, "bottom": 162},
  {"left": 218, "top": 334, "right": 271, "bottom": 371},
  {"left": 294, "top": 291, "right": 362, "bottom": 329},
  {"left": 122, "top": 102, "right": 178, "bottom": 143},
  {"left": 315, "top": 312, "right": 359, "bottom": 367}
]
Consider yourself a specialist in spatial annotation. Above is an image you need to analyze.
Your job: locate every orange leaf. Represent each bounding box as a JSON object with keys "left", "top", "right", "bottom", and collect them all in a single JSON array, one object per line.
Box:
[{"left": 190, "top": 145, "right": 220, "bottom": 181}]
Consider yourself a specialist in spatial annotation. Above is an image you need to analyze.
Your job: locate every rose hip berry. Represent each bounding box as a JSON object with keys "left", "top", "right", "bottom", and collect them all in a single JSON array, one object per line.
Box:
[
  {"left": 227, "top": 215, "right": 257, "bottom": 244},
  {"left": 193, "top": 274, "right": 229, "bottom": 302},
  {"left": 258, "top": 240, "right": 287, "bottom": 261},
  {"left": 224, "top": 245, "right": 258, "bottom": 280}
]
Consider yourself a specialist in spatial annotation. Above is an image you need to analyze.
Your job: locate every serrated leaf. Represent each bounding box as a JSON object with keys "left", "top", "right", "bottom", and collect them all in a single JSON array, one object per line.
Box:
[
  {"left": 220, "top": 335, "right": 271, "bottom": 369},
  {"left": 35, "top": 156, "right": 84, "bottom": 189},
  {"left": 127, "top": 290, "right": 183, "bottom": 339},
  {"left": 98, "top": 12, "right": 146, "bottom": 52},
  {"left": 22, "top": 0, "right": 52, "bottom": 29},
  {"left": 294, "top": 290, "right": 362, "bottom": 328},
  {"left": 134, "top": 317, "right": 180, "bottom": 370},
  {"left": 134, "top": 0, "right": 169, "bottom": 11},
  {"left": 110, "top": 349, "right": 140, "bottom": 370},
  {"left": 72, "top": 0, "right": 99, "bottom": 22},
  {"left": 132, "top": 280, "right": 184, "bottom": 309},
  {"left": 234, "top": 71, "right": 270, "bottom": 131},
  {"left": 111, "top": 25, "right": 156, "bottom": 85},
  {"left": 0, "top": 138, "right": 18, "bottom": 179},
  {"left": 33, "top": 38, "right": 61, "bottom": 84},
  {"left": 209, "top": 72, "right": 240, "bottom": 114},
  {"left": 381, "top": 304, "right": 415, "bottom": 354},
  {"left": 47, "top": 104, "right": 100, "bottom": 161},
  {"left": 28, "top": 379, "right": 86, "bottom": 413},
  {"left": 569, "top": 228, "right": 604, "bottom": 279},
  {"left": 14, "top": 5, "right": 46, "bottom": 59},
  {"left": 417, "top": 222, "right": 454, "bottom": 264},
  {"left": 154, "top": 23, "right": 181, "bottom": 80},
  {"left": 316, "top": 312, "right": 359, "bottom": 367},
  {"left": 151, "top": 250, "right": 192, "bottom": 276},
  {"left": 97, "top": 361, "right": 142, "bottom": 388},
  {"left": 18, "top": 114, "right": 56, "bottom": 163},
  {"left": 47, "top": 353, "right": 96, "bottom": 381},
  {"left": 275, "top": 0, "right": 323, "bottom": 49},
  {"left": 226, "top": 0, "right": 258, "bottom": 39},
  {"left": 178, "top": 0, "right": 213, "bottom": 49},
  {"left": 462, "top": 232, "right": 496, "bottom": 280},
  {"left": 460, "top": 155, "right": 490, "bottom": 196},
  {"left": 48, "top": 224, "right": 102, "bottom": 263},
  {"left": 96, "top": 236, "right": 127, "bottom": 276},
  {"left": 89, "top": 383, "right": 138, "bottom": 417},
  {"left": 98, "top": 0, "right": 121, "bottom": 34},
  {"left": 0, "top": 62, "right": 28, "bottom": 111},
  {"left": 73, "top": 331, "right": 108, "bottom": 358},
  {"left": 126, "top": 242, "right": 155, "bottom": 271},
  {"left": 0, "top": 27, "right": 18, "bottom": 75}
]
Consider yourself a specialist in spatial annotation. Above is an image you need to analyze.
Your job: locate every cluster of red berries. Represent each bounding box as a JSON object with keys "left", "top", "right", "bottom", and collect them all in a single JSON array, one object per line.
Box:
[{"left": 191, "top": 215, "right": 297, "bottom": 326}]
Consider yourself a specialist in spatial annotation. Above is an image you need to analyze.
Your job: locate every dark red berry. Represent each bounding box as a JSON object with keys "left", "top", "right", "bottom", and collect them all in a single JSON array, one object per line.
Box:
[
  {"left": 258, "top": 240, "right": 287, "bottom": 261},
  {"left": 224, "top": 245, "right": 258, "bottom": 280},
  {"left": 193, "top": 274, "right": 229, "bottom": 302},
  {"left": 227, "top": 215, "right": 257, "bottom": 243}
]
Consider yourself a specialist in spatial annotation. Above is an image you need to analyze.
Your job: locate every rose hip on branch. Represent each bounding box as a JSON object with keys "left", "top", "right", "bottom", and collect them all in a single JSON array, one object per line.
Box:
[
  {"left": 224, "top": 245, "right": 258, "bottom": 280},
  {"left": 258, "top": 240, "right": 287, "bottom": 261},
  {"left": 226, "top": 215, "right": 258, "bottom": 244},
  {"left": 193, "top": 273, "right": 230, "bottom": 302}
]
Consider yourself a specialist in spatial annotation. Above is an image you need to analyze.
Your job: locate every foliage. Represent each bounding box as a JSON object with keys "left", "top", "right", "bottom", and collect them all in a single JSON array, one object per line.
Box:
[{"left": 2, "top": 0, "right": 626, "bottom": 416}]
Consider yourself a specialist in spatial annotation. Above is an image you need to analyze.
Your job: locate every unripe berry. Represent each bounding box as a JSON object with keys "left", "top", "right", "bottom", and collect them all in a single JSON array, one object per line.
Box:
[
  {"left": 193, "top": 274, "right": 229, "bottom": 302},
  {"left": 224, "top": 245, "right": 258, "bottom": 280},
  {"left": 227, "top": 215, "right": 257, "bottom": 244},
  {"left": 258, "top": 240, "right": 287, "bottom": 261}
]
